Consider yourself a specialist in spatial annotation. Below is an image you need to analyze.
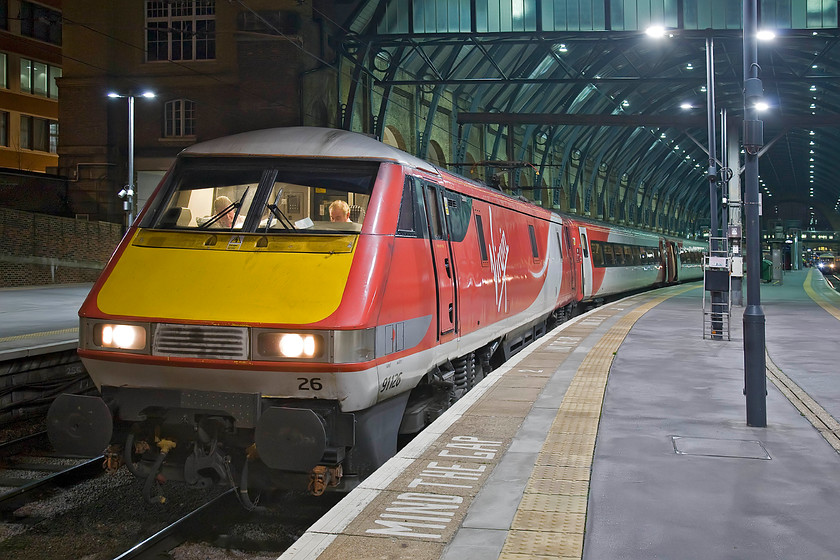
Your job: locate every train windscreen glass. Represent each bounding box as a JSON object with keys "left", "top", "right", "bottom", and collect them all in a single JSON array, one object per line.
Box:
[{"left": 144, "top": 158, "right": 378, "bottom": 233}]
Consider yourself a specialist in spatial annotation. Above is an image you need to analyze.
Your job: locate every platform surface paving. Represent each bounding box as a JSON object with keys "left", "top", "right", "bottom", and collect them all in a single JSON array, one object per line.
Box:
[{"left": 282, "top": 268, "right": 840, "bottom": 560}]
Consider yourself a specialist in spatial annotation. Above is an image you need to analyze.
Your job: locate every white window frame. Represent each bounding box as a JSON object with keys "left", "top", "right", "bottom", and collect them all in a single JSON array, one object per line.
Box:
[
  {"left": 146, "top": 0, "right": 216, "bottom": 62},
  {"left": 164, "top": 99, "right": 196, "bottom": 138}
]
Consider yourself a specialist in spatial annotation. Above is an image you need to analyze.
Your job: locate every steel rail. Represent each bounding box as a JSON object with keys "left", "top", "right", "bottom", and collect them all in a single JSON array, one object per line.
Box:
[
  {"left": 0, "top": 430, "right": 49, "bottom": 457},
  {"left": 110, "top": 488, "right": 238, "bottom": 560},
  {"left": 0, "top": 454, "right": 104, "bottom": 512}
]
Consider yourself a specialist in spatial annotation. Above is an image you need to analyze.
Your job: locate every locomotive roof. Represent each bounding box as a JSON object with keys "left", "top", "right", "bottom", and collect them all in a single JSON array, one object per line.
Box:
[{"left": 182, "top": 127, "right": 438, "bottom": 173}]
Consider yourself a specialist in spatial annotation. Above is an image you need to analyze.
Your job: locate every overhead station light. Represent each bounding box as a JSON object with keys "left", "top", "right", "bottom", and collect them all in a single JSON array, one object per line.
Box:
[{"left": 645, "top": 25, "right": 668, "bottom": 38}]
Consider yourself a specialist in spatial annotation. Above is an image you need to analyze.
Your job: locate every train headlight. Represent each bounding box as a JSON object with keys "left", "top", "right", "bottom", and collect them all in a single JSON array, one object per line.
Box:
[
  {"left": 252, "top": 328, "right": 375, "bottom": 363},
  {"left": 278, "top": 333, "right": 317, "bottom": 358},
  {"left": 89, "top": 322, "right": 149, "bottom": 352},
  {"left": 257, "top": 332, "right": 325, "bottom": 360}
]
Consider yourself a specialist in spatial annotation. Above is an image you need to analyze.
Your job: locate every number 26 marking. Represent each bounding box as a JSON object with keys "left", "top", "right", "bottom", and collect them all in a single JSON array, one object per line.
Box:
[{"left": 298, "top": 378, "right": 323, "bottom": 391}]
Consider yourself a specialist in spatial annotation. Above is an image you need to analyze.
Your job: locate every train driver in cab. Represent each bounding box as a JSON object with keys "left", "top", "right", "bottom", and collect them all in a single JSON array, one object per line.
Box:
[
  {"left": 212, "top": 195, "right": 244, "bottom": 228},
  {"left": 329, "top": 200, "right": 352, "bottom": 223}
]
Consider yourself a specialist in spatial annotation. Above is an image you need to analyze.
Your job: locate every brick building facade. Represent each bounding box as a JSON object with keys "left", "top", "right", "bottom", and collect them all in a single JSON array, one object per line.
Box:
[{"left": 58, "top": 0, "right": 337, "bottom": 226}]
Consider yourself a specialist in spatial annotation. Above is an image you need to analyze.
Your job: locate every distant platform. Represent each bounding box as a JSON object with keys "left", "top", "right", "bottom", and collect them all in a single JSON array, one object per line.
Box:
[{"left": 0, "top": 284, "right": 90, "bottom": 360}]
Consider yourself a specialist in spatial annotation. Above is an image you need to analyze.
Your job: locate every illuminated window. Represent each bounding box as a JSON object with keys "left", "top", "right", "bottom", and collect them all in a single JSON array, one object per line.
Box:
[
  {"left": 20, "top": 58, "right": 61, "bottom": 98},
  {"left": 20, "top": 115, "right": 58, "bottom": 153}
]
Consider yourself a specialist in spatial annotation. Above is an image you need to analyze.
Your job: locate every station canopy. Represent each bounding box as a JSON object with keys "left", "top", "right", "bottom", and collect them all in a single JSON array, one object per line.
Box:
[{"left": 333, "top": 0, "right": 840, "bottom": 236}]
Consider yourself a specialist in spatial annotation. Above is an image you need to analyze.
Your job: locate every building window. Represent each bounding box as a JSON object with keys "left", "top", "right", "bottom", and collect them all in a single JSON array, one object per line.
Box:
[
  {"left": 0, "top": 0, "right": 7, "bottom": 31},
  {"left": 0, "top": 53, "right": 6, "bottom": 89},
  {"left": 164, "top": 99, "right": 196, "bottom": 137},
  {"left": 20, "top": 1, "right": 62, "bottom": 45},
  {"left": 146, "top": 1, "right": 216, "bottom": 62},
  {"left": 20, "top": 115, "right": 58, "bottom": 153},
  {"left": 20, "top": 58, "right": 61, "bottom": 98}
]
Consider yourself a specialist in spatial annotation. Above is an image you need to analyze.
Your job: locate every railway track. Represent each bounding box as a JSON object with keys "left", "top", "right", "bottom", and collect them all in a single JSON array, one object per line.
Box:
[
  {"left": 0, "top": 431, "right": 104, "bottom": 514},
  {"left": 0, "top": 431, "right": 336, "bottom": 559},
  {"left": 110, "top": 488, "right": 238, "bottom": 560}
]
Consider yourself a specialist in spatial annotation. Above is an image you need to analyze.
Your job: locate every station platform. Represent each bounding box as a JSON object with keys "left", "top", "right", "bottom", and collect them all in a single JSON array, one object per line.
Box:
[
  {"left": 0, "top": 283, "right": 90, "bottom": 360},
  {"left": 282, "top": 268, "right": 840, "bottom": 560}
]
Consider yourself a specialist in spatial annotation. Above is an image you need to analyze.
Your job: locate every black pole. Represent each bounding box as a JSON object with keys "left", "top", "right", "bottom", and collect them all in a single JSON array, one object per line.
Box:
[
  {"left": 720, "top": 108, "right": 728, "bottom": 232},
  {"left": 706, "top": 34, "right": 724, "bottom": 339},
  {"left": 706, "top": 34, "right": 718, "bottom": 238},
  {"left": 742, "top": 0, "right": 767, "bottom": 427}
]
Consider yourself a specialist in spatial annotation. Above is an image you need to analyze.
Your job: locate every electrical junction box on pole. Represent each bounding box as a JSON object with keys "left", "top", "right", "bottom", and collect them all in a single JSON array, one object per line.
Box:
[{"left": 703, "top": 237, "right": 731, "bottom": 341}]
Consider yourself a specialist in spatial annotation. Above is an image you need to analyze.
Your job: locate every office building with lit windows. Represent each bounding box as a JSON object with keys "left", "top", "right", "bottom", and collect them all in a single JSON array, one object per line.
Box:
[{"left": 0, "top": 0, "right": 62, "bottom": 172}]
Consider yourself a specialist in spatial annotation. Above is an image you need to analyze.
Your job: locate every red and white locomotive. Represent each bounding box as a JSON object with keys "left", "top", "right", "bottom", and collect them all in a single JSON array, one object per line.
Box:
[{"left": 47, "top": 127, "right": 703, "bottom": 502}]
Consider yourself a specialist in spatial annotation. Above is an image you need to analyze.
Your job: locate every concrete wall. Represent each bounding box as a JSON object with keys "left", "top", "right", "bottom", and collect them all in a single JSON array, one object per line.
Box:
[{"left": 0, "top": 208, "right": 122, "bottom": 287}]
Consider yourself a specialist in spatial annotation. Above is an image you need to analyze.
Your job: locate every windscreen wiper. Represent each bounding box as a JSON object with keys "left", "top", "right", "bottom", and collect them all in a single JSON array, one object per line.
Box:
[{"left": 264, "top": 188, "right": 296, "bottom": 231}]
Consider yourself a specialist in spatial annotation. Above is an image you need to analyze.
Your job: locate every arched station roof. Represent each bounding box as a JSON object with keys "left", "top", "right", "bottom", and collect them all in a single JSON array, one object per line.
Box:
[{"left": 332, "top": 0, "right": 840, "bottom": 235}]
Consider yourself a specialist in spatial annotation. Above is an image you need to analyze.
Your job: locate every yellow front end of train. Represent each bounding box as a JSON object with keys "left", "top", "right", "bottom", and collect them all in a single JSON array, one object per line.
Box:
[{"left": 47, "top": 139, "right": 405, "bottom": 500}]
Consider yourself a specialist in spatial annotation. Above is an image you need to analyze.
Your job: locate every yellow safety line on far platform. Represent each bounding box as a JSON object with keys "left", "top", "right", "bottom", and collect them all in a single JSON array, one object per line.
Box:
[
  {"left": 803, "top": 269, "right": 840, "bottom": 321},
  {"left": 499, "top": 284, "right": 697, "bottom": 560},
  {"left": 0, "top": 328, "right": 77, "bottom": 344}
]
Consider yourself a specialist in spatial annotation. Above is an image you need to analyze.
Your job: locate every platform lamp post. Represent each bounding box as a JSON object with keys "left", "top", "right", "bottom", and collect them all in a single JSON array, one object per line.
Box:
[
  {"left": 108, "top": 91, "right": 156, "bottom": 226},
  {"left": 742, "top": 0, "right": 767, "bottom": 427}
]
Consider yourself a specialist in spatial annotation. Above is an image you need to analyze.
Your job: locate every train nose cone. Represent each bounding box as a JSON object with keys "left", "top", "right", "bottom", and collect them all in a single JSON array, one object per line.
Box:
[{"left": 47, "top": 394, "right": 114, "bottom": 457}]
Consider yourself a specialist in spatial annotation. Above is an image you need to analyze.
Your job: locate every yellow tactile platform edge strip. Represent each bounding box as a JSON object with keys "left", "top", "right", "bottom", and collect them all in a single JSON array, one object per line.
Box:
[
  {"left": 0, "top": 328, "right": 77, "bottom": 343},
  {"left": 765, "top": 353, "right": 840, "bottom": 453},
  {"left": 803, "top": 268, "right": 840, "bottom": 321},
  {"left": 500, "top": 285, "right": 698, "bottom": 560}
]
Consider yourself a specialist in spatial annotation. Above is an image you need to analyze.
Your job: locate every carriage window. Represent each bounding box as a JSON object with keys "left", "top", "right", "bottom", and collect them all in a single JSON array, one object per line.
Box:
[
  {"left": 475, "top": 214, "right": 489, "bottom": 262},
  {"left": 528, "top": 224, "right": 539, "bottom": 259},
  {"left": 613, "top": 244, "right": 625, "bottom": 266},
  {"left": 590, "top": 241, "right": 603, "bottom": 267},
  {"left": 602, "top": 244, "right": 614, "bottom": 266},
  {"left": 556, "top": 231, "right": 563, "bottom": 259}
]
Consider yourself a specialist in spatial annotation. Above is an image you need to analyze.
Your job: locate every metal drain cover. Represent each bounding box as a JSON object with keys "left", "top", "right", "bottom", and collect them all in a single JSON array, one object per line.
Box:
[{"left": 671, "top": 436, "right": 771, "bottom": 460}]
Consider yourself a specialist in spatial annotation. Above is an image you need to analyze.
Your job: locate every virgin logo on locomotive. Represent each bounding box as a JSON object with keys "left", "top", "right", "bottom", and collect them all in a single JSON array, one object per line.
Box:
[{"left": 488, "top": 208, "right": 509, "bottom": 313}]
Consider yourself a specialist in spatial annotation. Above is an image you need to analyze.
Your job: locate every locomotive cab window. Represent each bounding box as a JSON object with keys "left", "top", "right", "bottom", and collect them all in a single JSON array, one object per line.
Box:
[
  {"left": 423, "top": 183, "right": 446, "bottom": 240},
  {"left": 396, "top": 177, "right": 429, "bottom": 238},
  {"left": 142, "top": 157, "right": 378, "bottom": 234}
]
